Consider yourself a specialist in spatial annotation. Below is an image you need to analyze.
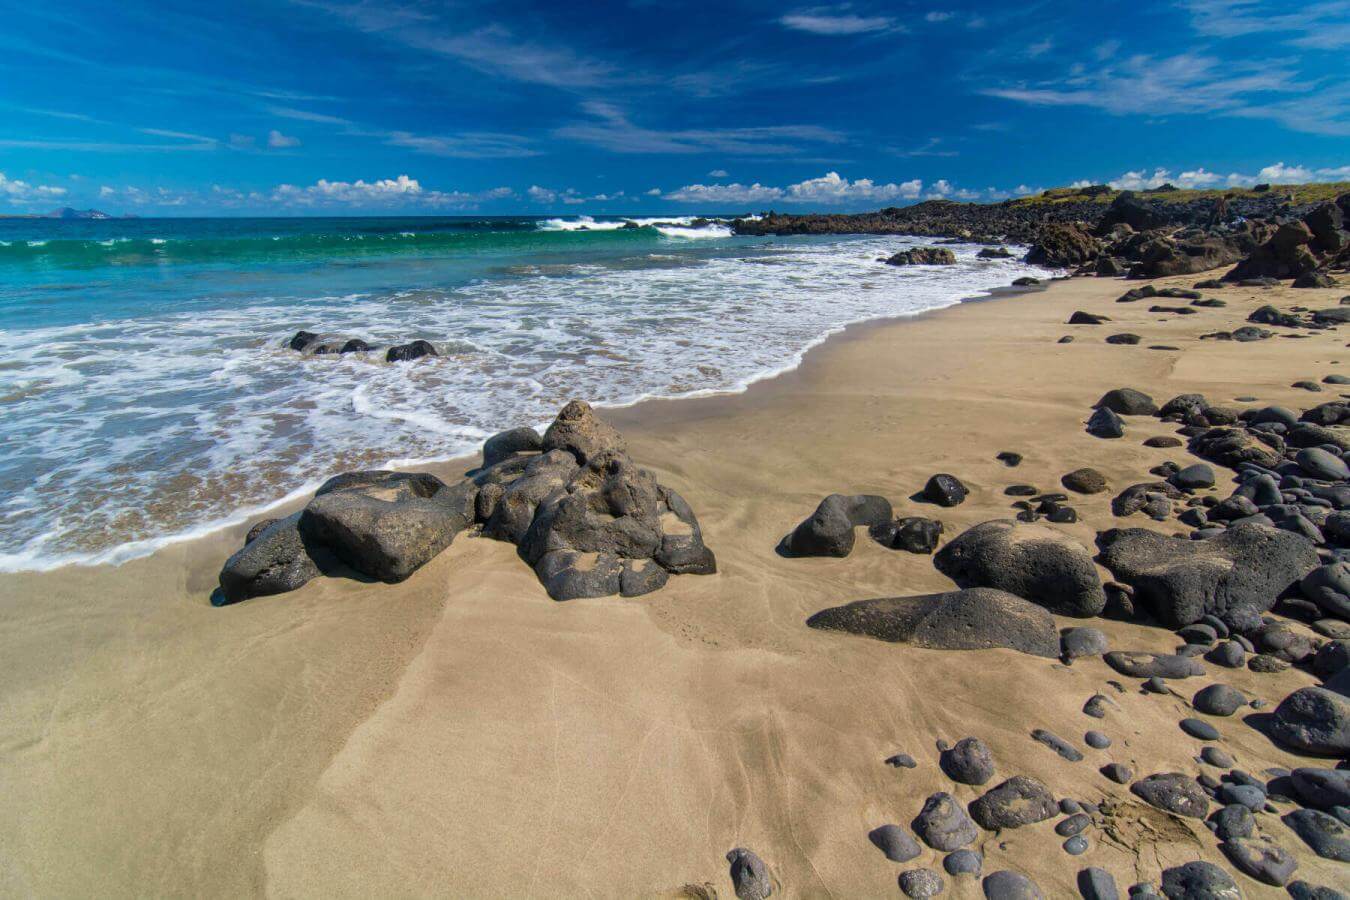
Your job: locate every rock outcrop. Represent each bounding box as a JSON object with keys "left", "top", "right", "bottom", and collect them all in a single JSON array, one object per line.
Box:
[{"left": 219, "top": 401, "right": 716, "bottom": 604}]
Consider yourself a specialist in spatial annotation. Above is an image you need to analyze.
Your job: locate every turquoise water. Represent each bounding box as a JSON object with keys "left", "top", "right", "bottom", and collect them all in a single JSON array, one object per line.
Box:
[{"left": 0, "top": 215, "right": 1049, "bottom": 569}]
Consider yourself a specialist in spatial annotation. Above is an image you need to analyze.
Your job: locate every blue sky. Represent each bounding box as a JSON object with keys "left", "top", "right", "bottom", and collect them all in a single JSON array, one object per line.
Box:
[{"left": 1, "top": 0, "right": 1347, "bottom": 215}]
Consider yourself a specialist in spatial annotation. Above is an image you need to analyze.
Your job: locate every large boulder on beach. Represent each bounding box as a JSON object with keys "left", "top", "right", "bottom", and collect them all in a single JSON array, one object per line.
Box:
[
  {"left": 519, "top": 449, "right": 716, "bottom": 599},
  {"left": 1127, "top": 235, "right": 1246, "bottom": 279},
  {"left": 217, "top": 512, "right": 325, "bottom": 604},
  {"left": 299, "top": 471, "right": 477, "bottom": 583},
  {"left": 1026, "top": 223, "right": 1101, "bottom": 268},
  {"left": 933, "top": 520, "right": 1106, "bottom": 617},
  {"left": 806, "top": 587, "right": 1060, "bottom": 657},
  {"left": 1096, "top": 523, "right": 1318, "bottom": 628},
  {"left": 1225, "top": 221, "right": 1320, "bottom": 281},
  {"left": 1270, "top": 687, "right": 1350, "bottom": 756},
  {"left": 779, "top": 493, "right": 892, "bottom": 557},
  {"left": 542, "top": 399, "right": 626, "bottom": 464}
]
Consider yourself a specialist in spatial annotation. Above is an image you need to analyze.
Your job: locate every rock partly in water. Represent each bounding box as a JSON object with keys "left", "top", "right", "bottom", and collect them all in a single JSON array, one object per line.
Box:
[
  {"left": 887, "top": 247, "right": 957, "bottom": 266},
  {"left": 385, "top": 339, "right": 438, "bottom": 362}
]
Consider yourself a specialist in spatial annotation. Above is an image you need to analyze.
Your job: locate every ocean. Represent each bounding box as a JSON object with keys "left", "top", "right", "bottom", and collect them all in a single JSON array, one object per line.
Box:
[{"left": 0, "top": 214, "right": 1051, "bottom": 571}]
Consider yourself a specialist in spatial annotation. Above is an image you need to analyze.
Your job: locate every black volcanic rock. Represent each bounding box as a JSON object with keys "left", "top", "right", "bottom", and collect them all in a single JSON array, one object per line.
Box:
[{"left": 806, "top": 587, "right": 1060, "bottom": 657}]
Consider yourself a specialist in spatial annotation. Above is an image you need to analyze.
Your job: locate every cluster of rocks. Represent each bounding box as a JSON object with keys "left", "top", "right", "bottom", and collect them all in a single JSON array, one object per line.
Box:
[
  {"left": 1023, "top": 191, "right": 1350, "bottom": 285},
  {"left": 218, "top": 401, "right": 715, "bottom": 604},
  {"left": 288, "top": 330, "right": 440, "bottom": 363}
]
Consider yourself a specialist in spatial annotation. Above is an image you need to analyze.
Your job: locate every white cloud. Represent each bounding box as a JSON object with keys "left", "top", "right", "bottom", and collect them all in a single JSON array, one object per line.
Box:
[
  {"left": 645, "top": 187, "right": 662, "bottom": 196},
  {"left": 785, "top": 171, "right": 923, "bottom": 202},
  {"left": 664, "top": 181, "right": 786, "bottom": 204},
  {"left": 267, "top": 129, "right": 301, "bottom": 149},
  {"left": 1257, "top": 162, "right": 1315, "bottom": 182},
  {"left": 779, "top": 11, "right": 896, "bottom": 35},
  {"left": 265, "top": 175, "right": 512, "bottom": 208},
  {"left": 924, "top": 11, "right": 953, "bottom": 22},
  {"left": 0, "top": 172, "right": 67, "bottom": 204},
  {"left": 664, "top": 171, "right": 926, "bottom": 206},
  {"left": 229, "top": 133, "right": 257, "bottom": 149},
  {"left": 274, "top": 174, "right": 423, "bottom": 204},
  {"left": 527, "top": 185, "right": 558, "bottom": 203},
  {"left": 1097, "top": 161, "right": 1350, "bottom": 191},
  {"left": 708, "top": 169, "right": 728, "bottom": 178},
  {"left": 99, "top": 185, "right": 115, "bottom": 197}
]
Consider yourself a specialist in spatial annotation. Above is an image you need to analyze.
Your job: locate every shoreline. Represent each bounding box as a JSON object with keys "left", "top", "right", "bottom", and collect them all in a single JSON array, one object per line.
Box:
[
  {"left": 2, "top": 267, "right": 1346, "bottom": 896},
  {"left": 0, "top": 266, "right": 1052, "bottom": 576}
]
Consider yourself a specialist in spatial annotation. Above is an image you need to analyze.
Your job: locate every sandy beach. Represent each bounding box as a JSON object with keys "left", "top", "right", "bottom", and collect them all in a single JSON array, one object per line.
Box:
[{"left": 2, "top": 271, "right": 1346, "bottom": 898}]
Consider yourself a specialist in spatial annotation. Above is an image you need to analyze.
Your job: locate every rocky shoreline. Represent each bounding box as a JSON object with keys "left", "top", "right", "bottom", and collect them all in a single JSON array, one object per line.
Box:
[{"left": 732, "top": 183, "right": 1348, "bottom": 245}]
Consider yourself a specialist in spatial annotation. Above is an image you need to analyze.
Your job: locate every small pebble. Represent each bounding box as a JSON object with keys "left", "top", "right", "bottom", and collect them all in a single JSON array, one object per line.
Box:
[
  {"left": 1031, "top": 728, "right": 1083, "bottom": 761},
  {"left": 943, "top": 849, "right": 982, "bottom": 877},
  {"left": 1063, "top": 835, "right": 1089, "bottom": 855},
  {"left": 983, "top": 870, "right": 1044, "bottom": 900},
  {"left": 1076, "top": 868, "right": 1119, "bottom": 900},
  {"left": 1179, "top": 718, "right": 1219, "bottom": 740},
  {"left": 1085, "top": 731, "right": 1111, "bottom": 749},
  {"left": 1143, "top": 677, "right": 1167, "bottom": 694},
  {"left": 899, "top": 868, "right": 945, "bottom": 899},
  {"left": 1200, "top": 746, "right": 1233, "bottom": 768},
  {"left": 1055, "top": 813, "right": 1091, "bottom": 837},
  {"left": 887, "top": 753, "right": 917, "bottom": 769},
  {"left": 1102, "top": 763, "right": 1133, "bottom": 784}
]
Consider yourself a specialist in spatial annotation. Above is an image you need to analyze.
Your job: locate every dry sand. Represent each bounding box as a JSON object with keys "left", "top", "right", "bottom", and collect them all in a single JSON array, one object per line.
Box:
[{"left": 1, "top": 271, "right": 1346, "bottom": 898}]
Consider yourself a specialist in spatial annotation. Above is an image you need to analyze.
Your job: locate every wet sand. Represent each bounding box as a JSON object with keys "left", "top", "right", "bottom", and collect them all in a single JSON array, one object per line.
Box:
[{"left": 1, "top": 271, "right": 1345, "bottom": 897}]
